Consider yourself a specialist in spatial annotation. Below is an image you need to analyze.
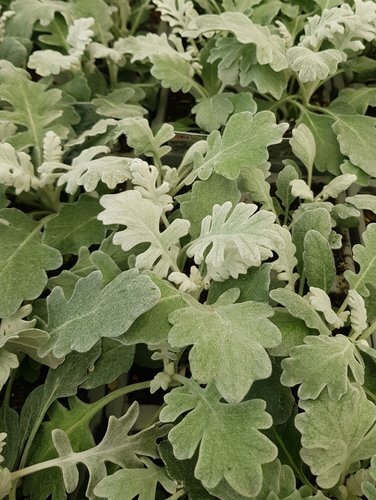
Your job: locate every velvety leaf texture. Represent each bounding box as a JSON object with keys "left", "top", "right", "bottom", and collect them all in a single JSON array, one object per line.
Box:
[
  {"left": 345, "top": 223, "right": 376, "bottom": 297},
  {"left": 160, "top": 382, "right": 277, "bottom": 496},
  {"left": 0, "top": 209, "right": 62, "bottom": 318},
  {"left": 39, "top": 269, "right": 160, "bottom": 357},
  {"left": 281, "top": 334, "right": 365, "bottom": 400},
  {"left": 296, "top": 384, "right": 376, "bottom": 488},
  {"left": 168, "top": 299, "right": 281, "bottom": 403}
]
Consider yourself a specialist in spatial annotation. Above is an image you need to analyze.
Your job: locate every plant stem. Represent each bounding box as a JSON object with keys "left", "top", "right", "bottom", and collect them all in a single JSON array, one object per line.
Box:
[
  {"left": 359, "top": 320, "right": 376, "bottom": 341},
  {"left": 10, "top": 381, "right": 153, "bottom": 484},
  {"left": 168, "top": 489, "right": 186, "bottom": 500}
]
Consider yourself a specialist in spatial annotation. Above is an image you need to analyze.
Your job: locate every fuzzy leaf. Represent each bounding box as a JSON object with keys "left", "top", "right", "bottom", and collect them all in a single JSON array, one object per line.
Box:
[
  {"left": 346, "top": 194, "right": 376, "bottom": 214},
  {"left": 281, "top": 334, "right": 364, "bottom": 400},
  {"left": 318, "top": 173, "right": 357, "bottom": 200},
  {"left": 287, "top": 47, "right": 343, "bottom": 82},
  {"left": 150, "top": 52, "right": 195, "bottom": 93},
  {"left": 275, "top": 163, "right": 299, "bottom": 210},
  {"left": 185, "top": 12, "right": 288, "bottom": 71},
  {"left": 303, "top": 230, "right": 335, "bottom": 293},
  {"left": 94, "top": 459, "right": 177, "bottom": 499},
  {"left": 270, "top": 289, "right": 331, "bottom": 335},
  {"left": 289, "top": 179, "right": 314, "bottom": 201},
  {"left": 52, "top": 402, "right": 168, "bottom": 497},
  {"left": 92, "top": 88, "right": 147, "bottom": 119},
  {"left": 160, "top": 382, "right": 277, "bottom": 496},
  {"left": 43, "top": 194, "right": 106, "bottom": 255},
  {"left": 186, "top": 111, "right": 287, "bottom": 183},
  {"left": 118, "top": 272, "right": 186, "bottom": 345},
  {"left": 0, "top": 61, "right": 76, "bottom": 151},
  {"left": 290, "top": 123, "right": 316, "bottom": 175},
  {"left": 332, "top": 114, "right": 376, "bottom": 176},
  {"left": 0, "top": 143, "right": 40, "bottom": 194},
  {"left": 80, "top": 339, "right": 135, "bottom": 390},
  {"left": 345, "top": 223, "right": 376, "bottom": 297},
  {"left": 192, "top": 95, "right": 234, "bottom": 132},
  {"left": 180, "top": 172, "right": 240, "bottom": 239},
  {"left": 120, "top": 118, "right": 175, "bottom": 158},
  {"left": 296, "top": 384, "right": 376, "bottom": 488},
  {"left": 348, "top": 289, "right": 368, "bottom": 336},
  {"left": 299, "top": 108, "right": 344, "bottom": 175},
  {"left": 239, "top": 167, "right": 275, "bottom": 211},
  {"left": 307, "top": 287, "right": 348, "bottom": 328},
  {"left": 98, "top": 191, "right": 190, "bottom": 278},
  {"left": 272, "top": 225, "right": 298, "bottom": 289},
  {"left": 268, "top": 310, "right": 312, "bottom": 357},
  {"left": 0, "top": 209, "right": 62, "bottom": 318},
  {"left": 130, "top": 159, "right": 173, "bottom": 212},
  {"left": 39, "top": 269, "right": 160, "bottom": 357},
  {"left": 39, "top": 146, "right": 131, "bottom": 194},
  {"left": 187, "top": 201, "right": 281, "bottom": 281},
  {"left": 168, "top": 299, "right": 281, "bottom": 403},
  {"left": 154, "top": 0, "right": 198, "bottom": 34}
]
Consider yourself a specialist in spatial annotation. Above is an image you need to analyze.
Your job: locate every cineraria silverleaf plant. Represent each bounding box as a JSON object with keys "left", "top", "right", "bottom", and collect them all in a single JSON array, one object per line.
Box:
[{"left": 0, "top": 0, "right": 376, "bottom": 499}]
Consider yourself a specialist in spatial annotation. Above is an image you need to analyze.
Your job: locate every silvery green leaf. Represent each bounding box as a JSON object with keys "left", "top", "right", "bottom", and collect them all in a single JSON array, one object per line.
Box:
[
  {"left": 81, "top": 339, "right": 135, "bottom": 390},
  {"left": 42, "top": 131, "right": 63, "bottom": 163},
  {"left": 0, "top": 142, "right": 40, "bottom": 194},
  {"left": 94, "top": 458, "right": 177, "bottom": 499},
  {"left": 332, "top": 87, "right": 376, "bottom": 115},
  {"left": 71, "top": 0, "right": 115, "bottom": 44},
  {"left": 39, "top": 269, "right": 160, "bottom": 358},
  {"left": 307, "top": 287, "right": 348, "bottom": 328},
  {"left": 192, "top": 95, "right": 234, "bottom": 132},
  {"left": 251, "top": 459, "right": 299, "bottom": 499},
  {"left": 92, "top": 88, "right": 147, "bottom": 119},
  {"left": 275, "top": 163, "right": 299, "bottom": 210},
  {"left": 184, "top": 12, "right": 288, "bottom": 71},
  {"left": 151, "top": 52, "right": 196, "bottom": 93},
  {"left": 119, "top": 118, "right": 175, "bottom": 158},
  {"left": 39, "top": 145, "right": 131, "bottom": 194},
  {"left": 6, "top": 0, "right": 72, "bottom": 39},
  {"left": 88, "top": 42, "right": 123, "bottom": 63},
  {"left": 281, "top": 334, "right": 364, "bottom": 400},
  {"left": 98, "top": 191, "right": 190, "bottom": 277},
  {"left": 0, "top": 60, "right": 77, "bottom": 152},
  {"left": 292, "top": 207, "right": 332, "bottom": 271},
  {"left": 153, "top": 0, "right": 199, "bottom": 34},
  {"left": 290, "top": 123, "right": 316, "bottom": 176},
  {"left": 0, "top": 467, "right": 12, "bottom": 499},
  {"left": 349, "top": 289, "right": 368, "bottom": 335},
  {"left": 52, "top": 402, "right": 168, "bottom": 497},
  {"left": 268, "top": 310, "right": 312, "bottom": 357},
  {"left": 130, "top": 159, "right": 173, "bottom": 212},
  {"left": 185, "top": 111, "right": 288, "bottom": 183},
  {"left": 270, "top": 289, "right": 331, "bottom": 335},
  {"left": 345, "top": 223, "right": 376, "bottom": 297},
  {"left": 303, "top": 230, "right": 335, "bottom": 293},
  {"left": 160, "top": 382, "right": 277, "bottom": 496},
  {"left": 239, "top": 167, "right": 275, "bottom": 211},
  {"left": 299, "top": 108, "right": 344, "bottom": 175},
  {"left": 272, "top": 225, "right": 298, "bottom": 289},
  {"left": 289, "top": 179, "right": 314, "bottom": 201},
  {"left": 230, "top": 92, "right": 257, "bottom": 115},
  {"left": 331, "top": 203, "right": 360, "bottom": 221},
  {"left": 346, "top": 194, "right": 376, "bottom": 214},
  {"left": 187, "top": 201, "right": 281, "bottom": 281},
  {"left": 287, "top": 47, "right": 343, "bottom": 82},
  {"left": 0, "top": 350, "right": 18, "bottom": 392},
  {"left": 300, "top": 4, "right": 356, "bottom": 50},
  {"left": 296, "top": 384, "right": 376, "bottom": 488},
  {"left": 66, "top": 17, "right": 94, "bottom": 54},
  {"left": 180, "top": 172, "right": 240, "bottom": 239},
  {"left": 65, "top": 118, "right": 118, "bottom": 148},
  {"left": 119, "top": 32, "right": 190, "bottom": 62},
  {"left": 0, "top": 209, "right": 62, "bottom": 319},
  {"left": 118, "top": 272, "right": 186, "bottom": 345},
  {"left": 43, "top": 194, "right": 106, "bottom": 255},
  {"left": 332, "top": 114, "right": 376, "bottom": 176},
  {"left": 168, "top": 298, "right": 281, "bottom": 403},
  {"left": 27, "top": 50, "right": 78, "bottom": 77}
]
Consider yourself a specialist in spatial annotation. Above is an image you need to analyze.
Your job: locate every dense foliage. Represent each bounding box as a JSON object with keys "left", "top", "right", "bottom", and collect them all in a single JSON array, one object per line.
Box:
[{"left": 0, "top": 0, "right": 376, "bottom": 498}]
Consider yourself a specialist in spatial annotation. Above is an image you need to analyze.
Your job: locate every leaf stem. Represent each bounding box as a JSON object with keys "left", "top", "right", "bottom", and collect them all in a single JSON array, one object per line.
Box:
[{"left": 359, "top": 320, "right": 376, "bottom": 341}]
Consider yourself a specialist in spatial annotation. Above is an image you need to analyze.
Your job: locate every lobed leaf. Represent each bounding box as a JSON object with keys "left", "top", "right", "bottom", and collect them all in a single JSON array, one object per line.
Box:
[
  {"left": 160, "top": 382, "right": 277, "bottom": 496},
  {"left": 168, "top": 298, "right": 281, "bottom": 403}
]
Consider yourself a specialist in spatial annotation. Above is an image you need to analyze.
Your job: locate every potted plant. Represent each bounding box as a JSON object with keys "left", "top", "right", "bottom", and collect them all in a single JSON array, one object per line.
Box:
[{"left": 0, "top": 0, "right": 376, "bottom": 498}]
